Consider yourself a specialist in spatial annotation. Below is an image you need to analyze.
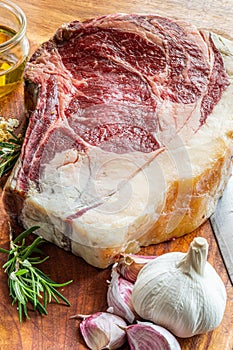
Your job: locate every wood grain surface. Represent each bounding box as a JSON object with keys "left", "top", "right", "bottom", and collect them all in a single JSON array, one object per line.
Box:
[{"left": 0, "top": 1, "right": 233, "bottom": 349}]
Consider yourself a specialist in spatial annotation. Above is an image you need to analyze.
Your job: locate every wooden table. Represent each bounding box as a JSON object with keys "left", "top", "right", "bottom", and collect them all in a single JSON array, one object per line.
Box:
[{"left": 0, "top": 1, "right": 233, "bottom": 349}]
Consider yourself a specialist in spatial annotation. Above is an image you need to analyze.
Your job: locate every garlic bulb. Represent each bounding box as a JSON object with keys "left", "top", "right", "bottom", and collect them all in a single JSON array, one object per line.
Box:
[
  {"left": 107, "top": 266, "right": 136, "bottom": 323},
  {"left": 126, "top": 321, "right": 181, "bottom": 350},
  {"left": 132, "top": 237, "right": 227, "bottom": 338},
  {"left": 79, "top": 312, "right": 127, "bottom": 350},
  {"left": 117, "top": 254, "right": 157, "bottom": 282}
]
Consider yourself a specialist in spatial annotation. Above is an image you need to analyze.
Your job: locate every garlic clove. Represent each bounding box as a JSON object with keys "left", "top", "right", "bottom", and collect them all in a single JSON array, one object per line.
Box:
[
  {"left": 79, "top": 312, "right": 127, "bottom": 350},
  {"left": 107, "top": 266, "right": 136, "bottom": 323},
  {"left": 126, "top": 321, "right": 181, "bottom": 350},
  {"left": 117, "top": 254, "right": 157, "bottom": 282}
]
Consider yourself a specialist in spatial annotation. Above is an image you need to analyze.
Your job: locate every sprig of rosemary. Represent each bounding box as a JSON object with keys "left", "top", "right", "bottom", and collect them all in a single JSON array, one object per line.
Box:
[
  {"left": 0, "top": 130, "right": 23, "bottom": 178},
  {"left": 0, "top": 225, "right": 73, "bottom": 322}
]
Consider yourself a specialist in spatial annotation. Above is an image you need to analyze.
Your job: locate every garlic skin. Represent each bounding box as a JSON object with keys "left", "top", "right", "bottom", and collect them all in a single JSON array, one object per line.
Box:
[
  {"left": 107, "top": 266, "right": 136, "bottom": 323},
  {"left": 126, "top": 321, "right": 181, "bottom": 350},
  {"left": 79, "top": 312, "right": 127, "bottom": 350},
  {"left": 117, "top": 254, "right": 157, "bottom": 282},
  {"left": 132, "top": 237, "right": 227, "bottom": 338}
]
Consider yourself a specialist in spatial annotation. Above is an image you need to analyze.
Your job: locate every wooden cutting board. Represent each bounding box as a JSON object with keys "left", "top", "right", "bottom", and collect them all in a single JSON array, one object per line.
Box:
[{"left": 0, "top": 1, "right": 233, "bottom": 349}]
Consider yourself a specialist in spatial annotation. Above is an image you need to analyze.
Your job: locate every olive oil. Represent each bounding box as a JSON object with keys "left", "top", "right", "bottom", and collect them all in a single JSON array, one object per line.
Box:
[{"left": 0, "top": 25, "right": 27, "bottom": 97}]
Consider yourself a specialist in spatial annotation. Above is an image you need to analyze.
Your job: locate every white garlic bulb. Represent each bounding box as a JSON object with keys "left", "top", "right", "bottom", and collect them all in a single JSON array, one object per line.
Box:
[{"left": 132, "top": 237, "right": 227, "bottom": 338}]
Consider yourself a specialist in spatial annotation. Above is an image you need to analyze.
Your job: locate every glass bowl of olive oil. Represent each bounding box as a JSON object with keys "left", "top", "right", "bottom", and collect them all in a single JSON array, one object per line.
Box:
[{"left": 0, "top": 0, "right": 29, "bottom": 97}]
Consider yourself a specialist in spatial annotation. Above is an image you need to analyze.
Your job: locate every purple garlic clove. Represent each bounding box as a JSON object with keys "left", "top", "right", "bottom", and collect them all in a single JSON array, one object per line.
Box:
[
  {"left": 117, "top": 254, "right": 157, "bottom": 282},
  {"left": 126, "top": 321, "right": 181, "bottom": 350},
  {"left": 107, "top": 266, "right": 136, "bottom": 323},
  {"left": 79, "top": 312, "right": 127, "bottom": 350}
]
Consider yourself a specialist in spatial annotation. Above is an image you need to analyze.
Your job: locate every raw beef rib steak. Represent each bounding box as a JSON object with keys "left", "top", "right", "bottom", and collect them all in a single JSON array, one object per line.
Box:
[{"left": 3, "top": 14, "right": 233, "bottom": 267}]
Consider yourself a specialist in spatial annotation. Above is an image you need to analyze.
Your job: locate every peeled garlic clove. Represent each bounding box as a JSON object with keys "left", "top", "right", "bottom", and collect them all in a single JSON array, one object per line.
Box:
[
  {"left": 107, "top": 267, "right": 136, "bottom": 323},
  {"left": 126, "top": 322, "right": 181, "bottom": 350},
  {"left": 79, "top": 312, "right": 127, "bottom": 350},
  {"left": 117, "top": 254, "right": 157, "bottom": 282}
]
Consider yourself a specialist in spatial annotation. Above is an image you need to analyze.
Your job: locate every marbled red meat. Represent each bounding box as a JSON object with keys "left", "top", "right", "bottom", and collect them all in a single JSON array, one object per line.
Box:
[
  {"left": 18, "top": 14, "right": 228, "bottom": 192},
  {"left": 3, "top": 14, "right": 232, "bottom": 268}
]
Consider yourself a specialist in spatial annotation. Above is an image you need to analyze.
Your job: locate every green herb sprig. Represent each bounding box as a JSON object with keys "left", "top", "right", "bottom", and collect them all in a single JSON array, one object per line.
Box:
[
  {"left": 0, "top": 130, "right": 23, "bottom": 178},
  {"left": 0, "top": 225, "right": 73, "bottom": 322}
]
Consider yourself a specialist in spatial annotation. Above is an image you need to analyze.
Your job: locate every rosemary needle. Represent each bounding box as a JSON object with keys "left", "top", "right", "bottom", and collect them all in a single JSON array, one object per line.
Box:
[
  {"left": 0, "top": 225, "right": 73, "bottom": 322},
  {"left": 0, "top": 130, "right": 23, "bottom": 178}
]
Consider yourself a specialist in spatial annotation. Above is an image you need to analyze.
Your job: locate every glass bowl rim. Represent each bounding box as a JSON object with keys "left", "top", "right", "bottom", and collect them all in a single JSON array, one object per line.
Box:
[{"left": 0, "top": 0, "right": 27, "bottom": 52}]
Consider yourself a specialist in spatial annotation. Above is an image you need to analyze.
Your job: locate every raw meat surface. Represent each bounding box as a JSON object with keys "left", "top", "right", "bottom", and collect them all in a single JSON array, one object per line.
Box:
[
  {"left": 18, "top": 14, "right": 229, "bottom": 189},
  {"left": 3, "top": 14, "right": 232, "bottom": 267}
]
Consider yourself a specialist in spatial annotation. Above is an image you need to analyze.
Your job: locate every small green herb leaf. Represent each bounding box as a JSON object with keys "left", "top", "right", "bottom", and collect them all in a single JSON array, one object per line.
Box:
[
  {"left": 0, "top": 225, "right": 73, "bottom": 322},
  {"left": 0, "top": 130, "right": 23, "bottom": 178}
]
